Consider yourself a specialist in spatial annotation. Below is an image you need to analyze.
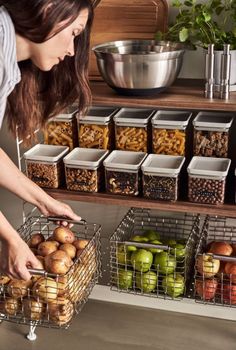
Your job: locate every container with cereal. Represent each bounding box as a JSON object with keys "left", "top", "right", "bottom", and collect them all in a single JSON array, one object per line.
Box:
[
  {"left": 103, "top": 150, "right": 147, "bottom": 196},
  {"left": 193, "top": 112, "right": 233, "bottom": 157},
  {"left": 151, "top": 110, "right": 192, "bottom": 156},
  {"left": 63, "top": 148, "right": 109, "bottom": 192},
  {"left": 78, "top": 106, "right": 119, "bottom": 150},
  {"left": 24, "top": 144, "right": 69, "bottom": 188},
  {"left": 187, "top": 156, "right": 231, "bottom": 205},
  {"left": 44, "top": 106, "right": 78, "bottom": 151},
  {"left": 114, "top": 108, "right": 155, "bottom": 152},
  {"left": 141, "top": 154, "right": 185, "bottom": 201}
]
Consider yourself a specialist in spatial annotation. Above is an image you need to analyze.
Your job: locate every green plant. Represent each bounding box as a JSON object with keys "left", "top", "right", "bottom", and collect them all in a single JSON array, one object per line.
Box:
[{"left": 156, "top": 0, "right": 236, "bottom": 49}]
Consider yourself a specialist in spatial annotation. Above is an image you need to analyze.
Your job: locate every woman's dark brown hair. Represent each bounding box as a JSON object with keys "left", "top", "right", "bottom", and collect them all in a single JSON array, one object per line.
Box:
[{"left": 1, "top": 0, "right": 94, "bottom": 141}]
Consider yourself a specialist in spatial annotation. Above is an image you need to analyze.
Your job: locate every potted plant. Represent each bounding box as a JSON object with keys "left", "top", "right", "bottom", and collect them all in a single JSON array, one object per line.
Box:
[{"left": 156, "top": 0, "right": 236, "bottom": 87}]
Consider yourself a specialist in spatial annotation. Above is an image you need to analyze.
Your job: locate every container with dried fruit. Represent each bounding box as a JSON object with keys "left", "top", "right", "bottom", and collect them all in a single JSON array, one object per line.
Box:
[
  {"left": 63, "top": 148, "right": 109, "bottom": 192},
  {"left": 114, "top": 108, "right": 155, "bottom": 152},
  {"left": 187, "top": 156, "right": 231, "bottom": 205},
  {"left": 151, "top": 110, "right": 192, "bottom": 156},
  {"left": 193, "top": 112, "right": 233, "bottom": 158},
  {"left": 24, "top": 144, "right": 69, "bottom": 189},
  {"left": 44, "top": 106, "right": 78, "bottom": 151},
  {"left": 103, "top": 150, "right": 147, "bottom": 196},
  {"left": 141, "top": 154, "right": 185, "bottom": 201},
  {"left": 78, "top": 106, "right": 119, "bottom": 150}
]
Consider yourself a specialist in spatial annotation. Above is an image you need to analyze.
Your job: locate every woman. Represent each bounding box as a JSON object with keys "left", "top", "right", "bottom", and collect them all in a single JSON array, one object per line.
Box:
[{"left": 0, "top": 0, "right": 94, "bottom": 280}]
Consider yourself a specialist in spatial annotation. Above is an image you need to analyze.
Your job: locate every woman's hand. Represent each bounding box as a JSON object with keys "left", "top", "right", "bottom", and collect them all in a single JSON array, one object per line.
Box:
[{"left": 0, "top": 236, "right": 42, "bottom": 281}]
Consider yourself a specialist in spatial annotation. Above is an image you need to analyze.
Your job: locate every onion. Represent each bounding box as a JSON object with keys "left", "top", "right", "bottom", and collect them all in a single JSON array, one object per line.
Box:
[
  {"left": 7, "top": 279, "right": 32, "bottom": 298},
  {"left": 23, "top": 298, "right": 43, "bottom": 320},
  {"left": 32, "top": 277, "right": 58, "bottom": 302}
]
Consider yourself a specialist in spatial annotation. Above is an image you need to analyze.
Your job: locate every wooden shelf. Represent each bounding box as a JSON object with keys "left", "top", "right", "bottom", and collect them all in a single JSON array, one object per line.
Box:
[
  {"left": 90, "top": 79, "right": 236, "bottom": 111},
  {"left": 45, "top": 189, "right": 236, "bottom": 218}
]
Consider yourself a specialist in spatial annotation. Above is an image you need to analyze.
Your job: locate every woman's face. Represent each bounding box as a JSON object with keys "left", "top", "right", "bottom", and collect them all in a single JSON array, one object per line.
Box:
[{"left": 30, "top": 8, "right": 89, "bottom": 71}]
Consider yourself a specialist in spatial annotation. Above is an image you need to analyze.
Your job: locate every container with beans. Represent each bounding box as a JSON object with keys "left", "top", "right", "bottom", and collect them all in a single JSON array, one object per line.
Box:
[
  {"left": 103, "top": 150, "right": 147, "bottom": 196},
  {"left": 193, "top": 112, "right": 233, "bottom": 158},
  {"left": 141, "top": 154, "right": 185, "bottom": 201},
  {"left": 44, "top": 106, "right": 78, "bottom": 151},
  {"left": 151, "top": 110, "right": 192, "bottom": 156},
  {"left": 63, "top": 148, "right": 109, "bottom": 192},
  {"left": 78, "top": 106, "right": 119, "bottom": 150},
  {"left": 187, "top": 156, "right": 231, "bottom": 205},
  {"left": 114, "top": 108, "right": 155, "bottom": 152},
  {"left": 24, "top": 144, "right": 69, "bottom": 189}
]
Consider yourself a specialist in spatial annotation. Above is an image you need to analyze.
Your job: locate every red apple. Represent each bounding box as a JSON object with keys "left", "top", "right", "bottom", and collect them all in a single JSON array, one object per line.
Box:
[
  {"left": 222, "top": 283, "right": 236, "bottom": 305},
  {"left": 224, "top": 262, "right": 236, "bottom": 283},
  {"left": 231, "top": 243, "right": 236, "bottom": 255},
  {"left": 208, "top": 241, "right": 233, "bottom": 256},
  {"left": 196, "top": 254, "right": 220, "bottom": 278},
  {"left": 195, "top": 279, "right": 218, "bottom": 300}
]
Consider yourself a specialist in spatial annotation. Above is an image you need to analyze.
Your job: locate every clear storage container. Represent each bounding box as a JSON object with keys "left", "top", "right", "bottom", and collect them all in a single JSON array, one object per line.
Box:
[
  {"left": 103, "top": 150, "right": 147, "bottom": 196},
  {"left": 63, "top": 148, "right": 109, "bottom": 192},
  {"left": 141, "top": 154, "right": 185, "bottom": 201},
  {"left": 78, "top": 106, "right": 119, "bottom": 150},
  {"left": 151, "top": 110, "right": 192, "bottom": 156},
  {"left": 24, "top": 144, "right": 69, "bottom": 188},
  {"left": 187, "top": 156, "right": 231, "bottom": 205},
  {"left": 44, "top": 106, "right": 78, "bottom": 151},
  {"left": 193, "top": 112, "right": 233, "bottom": 157},
  {"left": 114, "top": 108, "right": 154, "bottom": 152}
]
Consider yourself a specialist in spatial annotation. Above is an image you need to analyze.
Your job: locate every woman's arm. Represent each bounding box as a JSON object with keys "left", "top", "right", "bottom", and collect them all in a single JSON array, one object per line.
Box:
[{"left": 0, "top": 147, "right": 81, "bottom": 221}]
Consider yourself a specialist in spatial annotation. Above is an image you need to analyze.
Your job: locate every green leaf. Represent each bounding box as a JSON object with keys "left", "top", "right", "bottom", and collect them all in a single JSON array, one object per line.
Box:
[
  {"left": 202, "top": 11, "right": 211, "bottom": 22},
  {"left": 179, "top": 27, "right": 189, "bottom": 42},
  {"left": 155, "top": 31, "right": 164, "bottom": 41},
  {"left": 172, "top": 0, "right": 182, "bottom": 8},
  {"left": 184, "top": 1, "right": 193, "bottom": 7}
]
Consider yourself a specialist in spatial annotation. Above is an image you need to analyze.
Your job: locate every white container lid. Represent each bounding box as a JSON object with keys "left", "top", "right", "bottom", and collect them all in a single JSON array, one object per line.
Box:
[
  {"left": 24, "top": 144, "right": 69, "bottom": 162},
  {"left": 151, "top": 110, "right": 192, "bottom": 129},
  {"left": 113, "top": 108, "right": 155, "bottom": 126},
  {"left": 49, "top": 106, "right": 79, "bottom": 121},
  {"left": 63, "top": 147, "right": 109, "bottom": 169},
  {"left": 103, "top": 150, "right": 147, "bottom": 171},
  {"left": 141, "top": 154, "right": 185, "bottom": 177},
  {"left": 193, "top": 111, "right": 233, "bottom": 131},
  {"left": 187, "top": 156, "right": 231, "bottom": 180},
  {"left": 78, "top": 106, "right": 119, "bottom": 124}
]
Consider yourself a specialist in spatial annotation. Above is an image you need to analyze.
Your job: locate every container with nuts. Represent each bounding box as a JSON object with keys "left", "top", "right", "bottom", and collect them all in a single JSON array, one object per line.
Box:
[
  {"left": 151, "top": 110, "right": 192, "bottom": 156},
  {"left": 141, "top": 154, "right": 185, "bottom": 201},
  {"left": 193, "top": 112, "right": 233, "bottom": 158},
  {"left": 44, "top": 106, "right": 78, "bottom": 151},
  {"left": 103, "top": 150, "right": 147, "bottom": 196},
  {"left": 114, "top": 108, "right": 155, "bottom": 152},
  {"left": 187, "top": 156, "right": 231, "bottom": 205},
  {"left": 24, "top": 144, "right": 69, "bottom": 189},
  {"left": 63, "top": 147, "right": 109, "bottom": 192},
  {"left": 78, "top": 106, "right": 119, "bottom": 150}
]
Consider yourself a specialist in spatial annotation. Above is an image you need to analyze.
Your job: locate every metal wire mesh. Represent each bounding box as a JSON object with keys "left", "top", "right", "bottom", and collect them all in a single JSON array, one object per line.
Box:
[
  {"left": 110, "top": 208, "right": 200, "bottom": 300},
  {"left": 0, "top": 216, "right": 101, "bottom": 329},
  {"left": 194, "top": 216, "right": 236, "bottom": 307}
]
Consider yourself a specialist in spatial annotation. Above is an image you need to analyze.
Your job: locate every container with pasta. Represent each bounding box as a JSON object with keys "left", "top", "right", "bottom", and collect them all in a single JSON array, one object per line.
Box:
[
  {"left": 44, "top": 106, "right": 78, "bottom": 151},
  {"left": 114, "top": 108, "right": 155, "bottom": 152},
  {"left": 63, "top": 148, "right": 109, "bottom": 192},
  {"left": 78, "top": 106, "right": 119, "bottom": 150},
  {"left": 151, "top": 110, "right": 192, "bottom": 156}
]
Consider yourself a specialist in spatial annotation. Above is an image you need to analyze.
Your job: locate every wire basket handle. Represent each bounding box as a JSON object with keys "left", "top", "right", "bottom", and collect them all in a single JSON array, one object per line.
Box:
[
  {"left": 123, "top": 241, "right": 169, "bottom": 250},
  {"left": 47, "top": 216, "right": 87, "bottom": 225}
]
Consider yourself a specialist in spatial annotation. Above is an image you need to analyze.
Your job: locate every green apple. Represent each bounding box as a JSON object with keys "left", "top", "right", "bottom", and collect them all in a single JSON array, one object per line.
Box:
[
  {"left": 162, "top": 273, "right": 185, "bottom": 297},
  {"left": 164, "top": 238, "right": 177, "bottom": 247},
  {"left": 170, "top": 243, "right": 186, "bottom": 260},
  {"left": 131, "top": 235, "right": 149, "bottom": 243},
  {"left": 135, "top": 271, "right": 157, "bottom": 293},
  {"left": 116, "top": 245, "right": 132, "bottom": 266},
  {"left": 154, "top": 251, "right": 176, "bottom": 274},
  {"left": 117, "top": 269, "right": 133, "bottom": 290},
  {"left": 148, "top": 240, "right": 163, "bottom": 254},
  {"left": 131, "top": 249, "right": 153, "bottom": 272},
  {"left": 143, "top": 229, "right": 160, "bottom": 241}
]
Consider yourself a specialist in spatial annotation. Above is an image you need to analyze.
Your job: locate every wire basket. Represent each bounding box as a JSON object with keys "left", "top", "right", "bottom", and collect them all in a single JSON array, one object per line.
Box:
[
  {"left": 110, "top": 208, "right": 200, "bottom": 300},
  {"left": 0, "top": 216, "right": 101, "bottom": 329},
  {"left": 194, "top": 216, "right": 236, "bottom": 307}
]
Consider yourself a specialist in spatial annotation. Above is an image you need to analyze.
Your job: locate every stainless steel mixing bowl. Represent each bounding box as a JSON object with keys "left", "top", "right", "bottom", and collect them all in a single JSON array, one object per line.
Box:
[{"left": 92, "top": 40, "right": 185, "bottom": 96}]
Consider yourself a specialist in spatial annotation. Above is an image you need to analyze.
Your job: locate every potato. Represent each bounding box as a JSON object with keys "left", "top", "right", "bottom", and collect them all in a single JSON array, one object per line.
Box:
[
  {"left": 7, "top": 279, "right": 32, "bottom": 298},
  {"left": 28, "top": 233, "right": 45, "bottom": 248},
  {"left": 73, "top": 239, "right": 89, "bottom": 250},
  {"left": 37, "top": 241, "right": 59, "bottom": 257},
  {"left": 23, "top": 298, "right": 43, "bottom": 320},
  {"left": 59, "top": 243, "right": 76, "bottom": 259},
  {"left": 44, "top": 250, "right": 73, "bottom": 275},
  {"left": 4, "top": 298, "right": 19, "bottom": 316},
  {"left": 48, "top": 297, "right": 74, "bottom": 326},
  {"left": 32, "top": 277, "right": 58, "bottom": 302},
  {"left": 30, "top": 247, "right": 38, "bottom": 255},
  {"left": 0, "top": 275, "right": 10, "bottom": 285},
  {"left": 56, "top": 274, "right": 76, "bottom": 298},
  {"left": 35, "top": 255, "right": 45, "bottom": 269},
  {"left": 52, "top": 226, "right": 75, "bottom": 244}
]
